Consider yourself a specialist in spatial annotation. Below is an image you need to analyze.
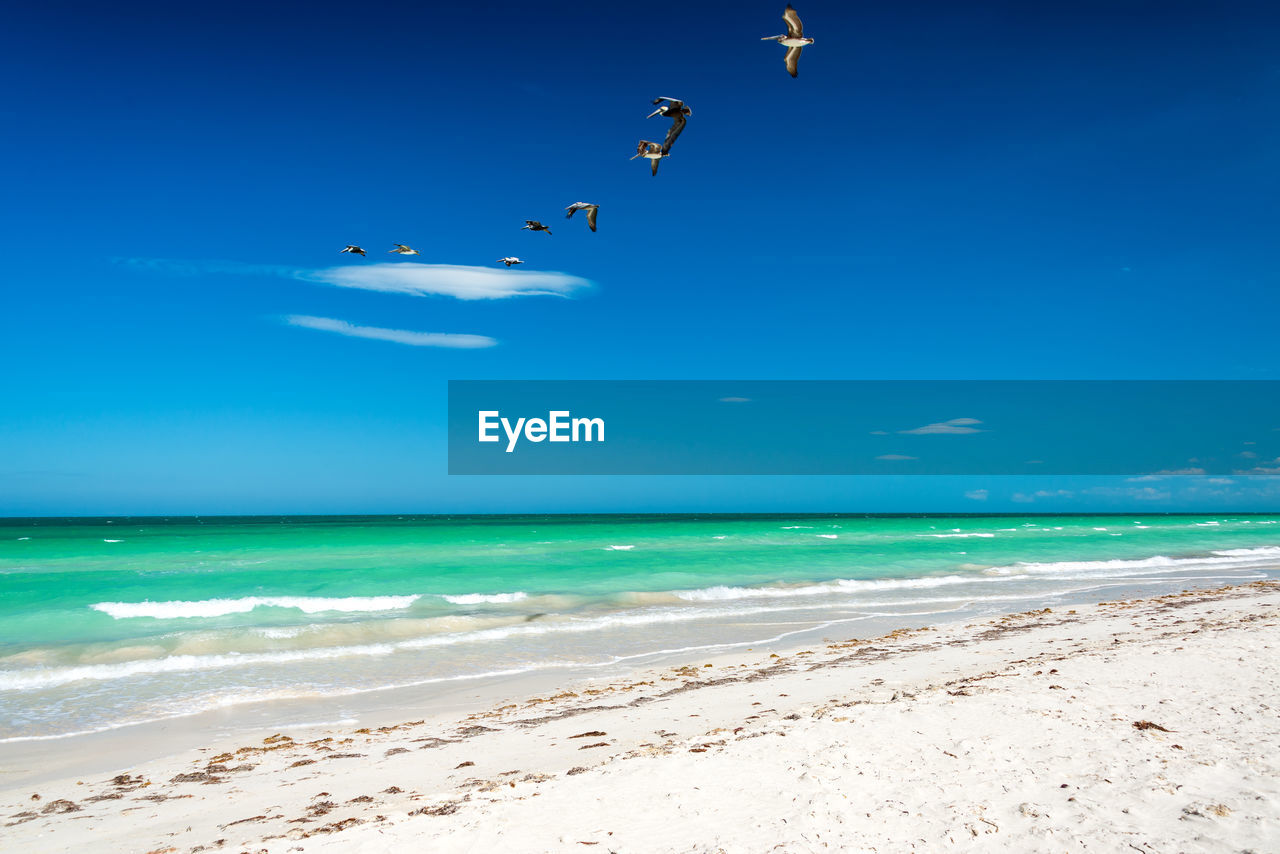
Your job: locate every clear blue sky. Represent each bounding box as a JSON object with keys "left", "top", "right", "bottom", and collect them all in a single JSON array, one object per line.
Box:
[{"left": 2, "top": 0, "right": 1278, "bottom": 515}]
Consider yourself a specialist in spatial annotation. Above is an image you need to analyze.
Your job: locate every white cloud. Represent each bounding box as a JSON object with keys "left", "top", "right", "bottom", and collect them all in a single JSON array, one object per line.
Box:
[
  {"left": 121, "top": 257, "right": 593, "bottom": 301},
  {"left": 964, "top": 489, "right": 989, "bottom": 501},
  {"left": 875, "top": 454, "right": 918, "bottom": 461},
  {"left": 899, "top": 418, "right": 984, "bottom": 435},
  {"left": 285, "top": 315, "right": 497, "bottom": 349},
  {"left": 303, "top": 263, "right": 591, "bottom": 301},
  {"left": 719, "top": 397, "right": 751, "bottom": 403}
]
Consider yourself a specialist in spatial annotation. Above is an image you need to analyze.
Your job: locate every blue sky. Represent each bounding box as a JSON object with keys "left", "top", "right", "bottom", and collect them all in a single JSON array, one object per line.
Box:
[{"left": 2, "top": 0, "right": 1278, "bottom": 515}]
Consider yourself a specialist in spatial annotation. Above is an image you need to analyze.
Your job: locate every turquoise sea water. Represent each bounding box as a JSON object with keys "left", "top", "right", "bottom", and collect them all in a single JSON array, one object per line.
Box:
[{"left": 2, "top": 514, "right": 1278, "bottom": 741}]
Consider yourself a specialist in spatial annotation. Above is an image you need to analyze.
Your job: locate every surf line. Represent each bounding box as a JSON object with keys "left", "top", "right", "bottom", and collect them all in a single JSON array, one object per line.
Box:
[{"left": 478, "top": 410, "right": 605, "bottom": 453}]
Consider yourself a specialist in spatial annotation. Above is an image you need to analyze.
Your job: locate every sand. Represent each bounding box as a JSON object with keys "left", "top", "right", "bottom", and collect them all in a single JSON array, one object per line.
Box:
[{"left": 3, "top": 580, "right": 1278, "bottom": 853}]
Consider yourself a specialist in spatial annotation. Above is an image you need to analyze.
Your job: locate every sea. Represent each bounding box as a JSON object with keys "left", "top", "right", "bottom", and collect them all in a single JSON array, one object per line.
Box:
[{"left": 2, "top": 513, "right": 1278, "bottom": 745}]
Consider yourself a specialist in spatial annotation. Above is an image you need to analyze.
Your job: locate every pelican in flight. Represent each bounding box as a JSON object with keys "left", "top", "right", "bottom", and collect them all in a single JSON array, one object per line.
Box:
[
  {"left": 388, "top": 244, "right": 420, "bottom": 255},
  {"left": 565, "top": 202, "right": 599, "bottom": 232},
  {"left": 340, "top": 245, "right": 366, "bottom": 256},
  {"left": 631, "top": 140, "right": 667, "bottom": 176},
  {"left": 522, "top": 220, "right": 552, "bottom": 235},
  {"left": 647, "top": 97, "right": 692, "bottom": 154},
  {"left": 761, "top": 4, "right": 814, "bottom": 78},
  {"left": 498, "top": 257, "right": 523, "bottom": 267}
]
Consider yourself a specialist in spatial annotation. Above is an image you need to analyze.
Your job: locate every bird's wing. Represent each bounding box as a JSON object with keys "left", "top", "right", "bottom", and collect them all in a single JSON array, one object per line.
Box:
[
  {"left": 651, "top": 157, "right": 660, "bottom": 176},
  {"left": 653, "top": 96, "right": 682, "bottom": 104},
  {"left": 783, "top": 4, "right": 803, "bottom": 38},
  {"left": 586, "top": 207, "right": 597, "bottom": 232},
  {"left": 785, "top": 45, "right": 802, "bottom": 78},
  {"left": 662, "top": 113, "right": 687, "bottom": 154},
  {"left": 565, "top": 206, "right": 578, "bottom": 219}
]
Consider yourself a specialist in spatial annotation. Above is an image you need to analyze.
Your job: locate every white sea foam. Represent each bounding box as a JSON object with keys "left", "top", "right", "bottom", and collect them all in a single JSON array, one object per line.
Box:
[
  {"left": 984, "top": 547, "right": 1280, "bottom": 577},
  {"left": 90, "top": 595, "right": 421, "bottom": 619},
  {"left": 0, "top": 603, "right": 797, "bottom": 691},
  {"left": 817, "top": 534, "right": 838, "bottom": 539},
  {"left": 604, "top": 545, "right": 634, "bottom": 550},
  {"left": 927, "top": 533, "right": 995, "bottom": 539},
  {"left": 440, "top": 592, "right": 528, "bottom": 605},
  {"left": 103, "top": 539, "right": 123, "bottom": 543},
  {"left": 675, "top": 574, "right": 1005, "bottom": 602}
]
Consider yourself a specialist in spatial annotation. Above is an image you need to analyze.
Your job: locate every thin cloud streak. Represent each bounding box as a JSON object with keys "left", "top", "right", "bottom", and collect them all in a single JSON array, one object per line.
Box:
[
  {"left": 122, "top": 258, "right": 593, "bottom": 301},
  {"left": 303, "top": 263, "right": 592, "bottom": 301},
  {"left": 285, "top": 315, "right": 497, "bottom": 349},
  {"left": 899, "top": 417, "right": 985, "bottom": 435}
]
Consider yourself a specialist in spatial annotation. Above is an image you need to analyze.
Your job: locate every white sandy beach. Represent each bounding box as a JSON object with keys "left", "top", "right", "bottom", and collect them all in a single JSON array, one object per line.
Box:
[{"left": 3, "top": 580, "right": 1277, "bottom": 853}]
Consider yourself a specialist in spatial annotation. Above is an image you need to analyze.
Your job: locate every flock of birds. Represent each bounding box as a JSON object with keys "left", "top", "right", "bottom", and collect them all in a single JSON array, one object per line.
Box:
[{"left": 337, "top": 5, "right": 815, "bottom": 269}]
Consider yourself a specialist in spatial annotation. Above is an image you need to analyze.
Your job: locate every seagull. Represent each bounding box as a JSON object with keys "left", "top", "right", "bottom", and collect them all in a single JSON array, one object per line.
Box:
[
  {"left": 631, "top": 140, "right": 667, "bottom": 176},
  {"left": 565, "top": 202, "right": 599, "bottom": 232},
  {"left": 340, "top": 245, "right": 367, "bottom": 256},
  {"left": 647, "top": 97, "right": 692, "bottom": 154},
  {"left": 497, "top": 257, "right": 523, "bottom": 267},
  {"left": 388, "top": 244, "right": 420, "bottom": 255},
  {"left": 761, "top": 4, "right": 814, "bottom": 78},
  {"left": 521, "top": 220, "right": 552, "bottom": 235}
]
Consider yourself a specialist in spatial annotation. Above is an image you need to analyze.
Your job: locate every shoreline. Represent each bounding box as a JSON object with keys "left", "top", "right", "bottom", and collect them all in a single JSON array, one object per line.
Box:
[
  {"left": 6, "top": 559, "right": 1274, "bottom": 782},
  {"left": 3, "top": 579, "right": 1278, "bottom": 851}
]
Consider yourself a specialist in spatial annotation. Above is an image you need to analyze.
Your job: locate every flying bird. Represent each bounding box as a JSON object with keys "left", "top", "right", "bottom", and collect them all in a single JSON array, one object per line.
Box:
[
  {"left": 340, "top": 245, "right": 367, "bottom": 256},
  {"left": 497, "top": 257, "right": 523, "bottom": 267},
  {"left": 761, "top": 4, "right": 814, "bottom": 78},
  {"left": 647, "top": 97, "right": 692, "bottom": 154},
  {"left": 521, "top": 220, "right": 552, "bottom": 235},
  {"left": 565, "top": 202, "right": 599, "bottom": 232},
  {"left": 631, "top": 140, "right": 667, "bottom": 176},
  {"left": 388, "top": 244, "right": 420, "bottom": 255}
]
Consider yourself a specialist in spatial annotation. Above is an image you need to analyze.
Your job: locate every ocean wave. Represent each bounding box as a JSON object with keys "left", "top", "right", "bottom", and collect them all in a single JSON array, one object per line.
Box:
[
  {"left": 604, "top": 545, "right": 635, "bottom": 551},
  {"left": 675, "top": 574, "right": 1005, "bottom": 602},
  {"left": 90, "top": 595, "right": 422, "bottom": 619},
  {"left": 926, "top": 533, "right": 996, "bottom": 539},
  {"left": 0, "top": 603, "right": 808, "bottom": 691},
  {"left": 440, "top": 592, "right": 528, "bottom": 605},
  {"left": 984, "top": 547, "right": 1280, "bottom": 577}
]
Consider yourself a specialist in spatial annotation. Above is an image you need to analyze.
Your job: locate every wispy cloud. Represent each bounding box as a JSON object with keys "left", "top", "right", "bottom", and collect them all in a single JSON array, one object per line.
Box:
[
  {"left": 899, "top": 417, "right": 984, "bottom": 435},
  {"left": 964, "top": 489, "right": 989, "bottom": 501},
  {"left": 122, "top": 258, "right": 593, "bottom": 301},
  {"left": 719, "top": 397, "right": 752, "bottom": 403},
  {"left": 304, "top": 263, "right": 591, "bottom": 301},
  {"left": 285, "top": 315, "right": 497, "bottom": 349},
  {"left": 875, "top": 454, "right": 918, "bottom": 461}
]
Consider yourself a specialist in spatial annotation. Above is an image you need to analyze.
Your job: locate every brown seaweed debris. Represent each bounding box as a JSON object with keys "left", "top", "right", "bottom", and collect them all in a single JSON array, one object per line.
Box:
[
  {"left": 569, "top": 731, "right": 607, "bottom": 739},
  {"left": 410, "top": 802, "right": 460, "bottom": 817},
  {"left": 40, "top": 799, "right": 81, "bottom": 814},
  {"left": 1133, "top": 720, "right": 1174, "bottom": 732},
  {"left": 577, "top": 742, "right": 609, "bottom": 750}
]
